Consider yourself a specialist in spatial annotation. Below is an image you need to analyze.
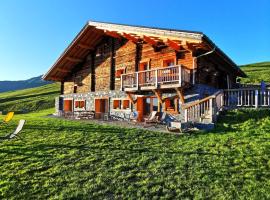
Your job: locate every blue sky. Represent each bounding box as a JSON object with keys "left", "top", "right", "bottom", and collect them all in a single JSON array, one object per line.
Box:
[{"left": 0, "top": 0, "right": 269, "bottom": 81}]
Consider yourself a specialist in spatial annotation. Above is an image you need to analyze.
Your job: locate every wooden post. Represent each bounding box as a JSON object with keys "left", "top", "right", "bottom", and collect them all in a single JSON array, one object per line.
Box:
[
  {"left": 60, "top": 81, "right": 64, "bottom": 95},
  {"left": 178, "top": 65, "right": 182, "bottom": 86},
  {"left": 184, "top": 109, "right": 188, "bottom": 122},
  {"left": 209, "top": 98, "right": 214, "bottom": 122},
  {"left": 255, "top": 90, "right": 259, "bottom": 108},
  {"left": 120, "top": 74, "right": 123, "bottom": 91},
  {"left": 155, "top": 69, "right": 158, "bottom": 88},
  {"left": 136, "top": 72, "right": 139, "bottom": 89}
]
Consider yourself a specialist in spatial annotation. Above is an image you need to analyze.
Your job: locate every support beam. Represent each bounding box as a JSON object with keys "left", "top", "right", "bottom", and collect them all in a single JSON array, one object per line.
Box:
[
  {"left": 143, "top": 35, "right": 160, "bottom": 46},
  {"left": 57, "top": 68, "right": 71, "bottom": 73},
  {"left": 122, "top": 33, "right": 139, "bottom": 43},
  {"left": 126, "top": 92, "right": 137, "bottom": 104},
  {"left": 78, "top": 43, "right": 93, "bottom": 50},
  {"left": 153, "top": 90, "right": 164, "bottom": 103},
  {"left": 153, "top": 90, "right": 163, "bottom": 112},
  {"left": 175, "top": 88, "right": 185, "bottom": 104},
  {"left": 66, "top": 56, "right": 83, "bottom": 63},
  {"left": 166, "top": 39, "right": 181, "bottom": 51},
  {"left": 104, "top": 30, "right": 122, "bottom": 39}
]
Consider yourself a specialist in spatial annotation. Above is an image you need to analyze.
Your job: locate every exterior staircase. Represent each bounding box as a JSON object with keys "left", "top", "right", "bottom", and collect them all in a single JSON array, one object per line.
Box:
[{"left": 180, "top": 86, "right": 270, "bottom": 130}]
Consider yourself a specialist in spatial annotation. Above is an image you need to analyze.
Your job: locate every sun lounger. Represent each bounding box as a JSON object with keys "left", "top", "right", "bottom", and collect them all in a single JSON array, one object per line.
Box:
[
  {"left": 144, "top": 111, "right": 158, "bottom": 124},
  {"left": 0, "top": 120, "right": 26, "bottom": 140},
  {"left": 0, "top": 112, "right": 14, "bottom": 126}
]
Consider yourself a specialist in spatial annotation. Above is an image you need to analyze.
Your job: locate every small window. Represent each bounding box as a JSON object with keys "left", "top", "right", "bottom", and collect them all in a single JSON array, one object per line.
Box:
[
  {"left": 115, "top": 69, "right": 125, "bottom": 78},
  {"left": 113, "top": 100, "right": 121, "bottom": 109},
  {"left": 73, "top": 85, "right": 77, "bottom": 93},
  {"left": 122, "top": 100, "right": 130, "bottom": 109},
  {"left": 75, "top": 100, "right": 85, "bottom": 109},
  {"left": 163, "top": 59, "right": 175, "bottom": 67},
  {"left": 164, "top": 98, "right": 178, "bottom": 113}
]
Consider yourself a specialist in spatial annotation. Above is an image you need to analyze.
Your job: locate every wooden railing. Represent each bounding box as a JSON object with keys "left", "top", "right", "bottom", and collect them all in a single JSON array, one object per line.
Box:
[
  {"left": 121, "top": 65, "right": 190, "bottom": 90},
  {"left": 182, "top": 91, "right": 224, "bottom": 123},
  {"left": 224, "top": 88, "right": 270, "bottom": 108}
]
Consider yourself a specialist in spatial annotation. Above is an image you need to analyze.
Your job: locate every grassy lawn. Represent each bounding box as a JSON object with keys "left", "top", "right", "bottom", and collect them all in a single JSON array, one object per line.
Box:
[
  {"left": 0, "top": 109, "right": 269, "bottom": 199},
  {"left": 0, "top": 83, "right": 59, "bottom": 113}
]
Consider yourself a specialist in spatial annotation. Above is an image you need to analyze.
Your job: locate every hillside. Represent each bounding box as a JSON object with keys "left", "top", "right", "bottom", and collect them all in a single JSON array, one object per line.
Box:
[
  {"left": 240, "top": 61, "right": 270, "bottom": 84},
  {"left": 0, "top": 75, "right": 52, "bottom": 93},
  {"left": 0, "top": 83, "right": 60, "bottom": 113}
]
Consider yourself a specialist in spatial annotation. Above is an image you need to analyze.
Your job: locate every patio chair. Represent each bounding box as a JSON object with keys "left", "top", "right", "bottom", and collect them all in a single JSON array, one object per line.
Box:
[
  {"left": 144, "top": 111, "right": 158, "bottom": 124},
  {"left": 157, "top": 112, "right": 167, "bottom": 124},
  {"left": 0, "top": 112, "right": 14, "bottom": 126},
  {"left": 0, "top": 119, "right": 26, "bottom": 140}
]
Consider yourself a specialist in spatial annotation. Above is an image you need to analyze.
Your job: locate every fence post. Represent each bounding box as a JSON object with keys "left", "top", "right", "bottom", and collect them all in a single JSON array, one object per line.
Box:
[
  {"left": 136, "top": 72, "right": 139, "bottom": 89},
  {"left": 120, "top": 74, "right": 123, "bottom": 91},
  {"left": 255, "top": 90, "right": 259, "bottom": 108},
  {"left": 178, "top": 65, "right": 182, "bottom": 86},
  {"left": 155, "top": 69, "right": 158, "bottom": 87},
  {"left": 209, "top": 98, "right": 214, "bottom": 122},
  {"left": 184, "top": 109, "right": 188, "bottom": 122}
]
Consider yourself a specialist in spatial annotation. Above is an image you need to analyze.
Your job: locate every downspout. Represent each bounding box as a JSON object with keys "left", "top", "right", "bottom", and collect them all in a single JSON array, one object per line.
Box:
[{"left": 192, "top": 47, "right": 216, "bottom": 84}]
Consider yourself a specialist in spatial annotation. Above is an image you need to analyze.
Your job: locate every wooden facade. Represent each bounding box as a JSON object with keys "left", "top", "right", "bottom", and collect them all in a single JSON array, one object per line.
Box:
[{"left": 43, "top": 21, "right": 246, "bottom": 121}]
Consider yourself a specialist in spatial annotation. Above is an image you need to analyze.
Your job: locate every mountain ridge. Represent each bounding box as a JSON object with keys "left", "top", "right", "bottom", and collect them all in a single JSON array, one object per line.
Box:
[{"left": 0, "top": 75, "right": 52, "bottom": 93}]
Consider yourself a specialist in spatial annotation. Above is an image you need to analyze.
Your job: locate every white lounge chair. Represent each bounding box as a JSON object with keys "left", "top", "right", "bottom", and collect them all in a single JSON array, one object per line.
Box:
[{"left": 0, "top": 120, "right": 26, "bottom": 140}]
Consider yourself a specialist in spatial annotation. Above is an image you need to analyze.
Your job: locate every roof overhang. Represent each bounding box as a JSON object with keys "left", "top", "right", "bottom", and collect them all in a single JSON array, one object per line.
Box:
[{"left": 43, "top": 21, "right": 246, "bottom": 81}]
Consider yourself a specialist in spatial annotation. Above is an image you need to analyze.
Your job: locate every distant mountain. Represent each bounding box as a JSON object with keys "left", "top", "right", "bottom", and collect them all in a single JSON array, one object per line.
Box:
[{"left": 0, "top": 75, "right": 53, "bottom": 93}]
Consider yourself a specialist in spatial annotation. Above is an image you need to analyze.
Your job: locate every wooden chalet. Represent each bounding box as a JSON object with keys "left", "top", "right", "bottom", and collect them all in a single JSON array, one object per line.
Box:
[{"left": 43, "top": 21, "right": 246, "bottom": 124}]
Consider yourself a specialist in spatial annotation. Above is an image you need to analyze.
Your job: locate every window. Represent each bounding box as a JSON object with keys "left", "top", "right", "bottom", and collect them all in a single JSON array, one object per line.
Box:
[
  {"left": 112, "top": 99, "right": 131, "bottom": 110},
  {"left": 122, "top": 100, "right": 130, "bottom": 109},
  {"left": 115, "top": 69, "right": 125, "bottom": 79},
  {"left": 113, "top": 100, "right": 121, "bottom": 109},
  {"left": 164, "top": 98, "right": 178, "bottom": 113},
  {"left": 163, "top": 58, "right": 175, "bottom": 67},
  {"left": 74, "top": 100, "right": 85, "bottom": 109}
]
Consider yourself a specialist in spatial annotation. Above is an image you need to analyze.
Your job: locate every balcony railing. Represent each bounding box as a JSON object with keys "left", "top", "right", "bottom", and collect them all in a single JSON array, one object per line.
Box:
[{"left": 121, "top": 65, "right": 191, "bottom": 91}]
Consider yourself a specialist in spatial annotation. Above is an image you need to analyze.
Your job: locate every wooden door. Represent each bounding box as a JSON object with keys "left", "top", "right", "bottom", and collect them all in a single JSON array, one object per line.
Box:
[
  {"left": 64, "top": 100, "right": 73, "bottom": 112},
  {"left": 95, "top": 98, "right": 109, "bottom": 119}
]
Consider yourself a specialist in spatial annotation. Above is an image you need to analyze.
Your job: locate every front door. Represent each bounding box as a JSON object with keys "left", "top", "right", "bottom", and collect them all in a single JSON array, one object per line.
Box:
[
  {"left": 136, "top": 97, "right": 158, "bottom": 121},
  {"left": 95, "top": 98, "right": 109, "bottom": 119}
]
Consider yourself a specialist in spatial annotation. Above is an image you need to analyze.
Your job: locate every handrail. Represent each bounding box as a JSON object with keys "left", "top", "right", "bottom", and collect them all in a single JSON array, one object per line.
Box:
[
  {"left": 122, "top": 65, "right": 182, "bottom": 76},
  {"left": 224, "top": 88, "right": 270, "bottom": 91}
]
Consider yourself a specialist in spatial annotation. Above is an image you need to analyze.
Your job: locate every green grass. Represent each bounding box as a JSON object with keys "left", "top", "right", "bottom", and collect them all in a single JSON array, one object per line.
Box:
[
  {"left": 240, "top": 61, "right": 270, "bottom": 84},
  {"left": 0, "top": 109, "right": 269, "bottom": 199},
  {"left": 0, "top": 83, "right": 60, "bottom": 113}
]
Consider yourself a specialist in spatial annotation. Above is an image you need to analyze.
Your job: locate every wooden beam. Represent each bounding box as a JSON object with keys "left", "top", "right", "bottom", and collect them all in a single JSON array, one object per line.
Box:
[
  {"left": 57, "top": 68, "right": 71, "bottom": 73},
  {"left": 78, "top": 43, "right": 93, "bottom": 50},
  {"left": 126, "top": 92, "right": 137, "bottom": 104},
  {"left": 104, "top": 30, "right": 122, "bottom": 39},
  {"left": 122, "top": 33, "right": 139, "bottom": 43},
  {"left": 143, "top": 35, "right": 160, "bottom": 46},
  {"left": 166, "top": 39, "right": 181, "bottom": 51},
  {"left": 66, "top": 56, "right": 83, "bottom": 63},
  {"left": 152, "top": 90, "right": 163, "bottom": 103},
  {"left": 175, "top": 88, "right": 185, "bottom": 104}
]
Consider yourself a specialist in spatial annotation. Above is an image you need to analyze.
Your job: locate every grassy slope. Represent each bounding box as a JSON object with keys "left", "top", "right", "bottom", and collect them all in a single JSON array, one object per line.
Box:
[
  {"left": 240, "top": 61, "right": 270, "bottom": 84},
  {"left": 0, "top": 83, "right": 60, "bottom": 113},
  {"left": 0, "top": 109, "right": 269, "bottom": 199}
]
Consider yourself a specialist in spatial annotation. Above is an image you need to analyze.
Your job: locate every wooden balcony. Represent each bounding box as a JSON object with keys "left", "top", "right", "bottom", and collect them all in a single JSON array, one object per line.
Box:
[{"left": 121, "top": 65, "right": 191, "bottom": 92}]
